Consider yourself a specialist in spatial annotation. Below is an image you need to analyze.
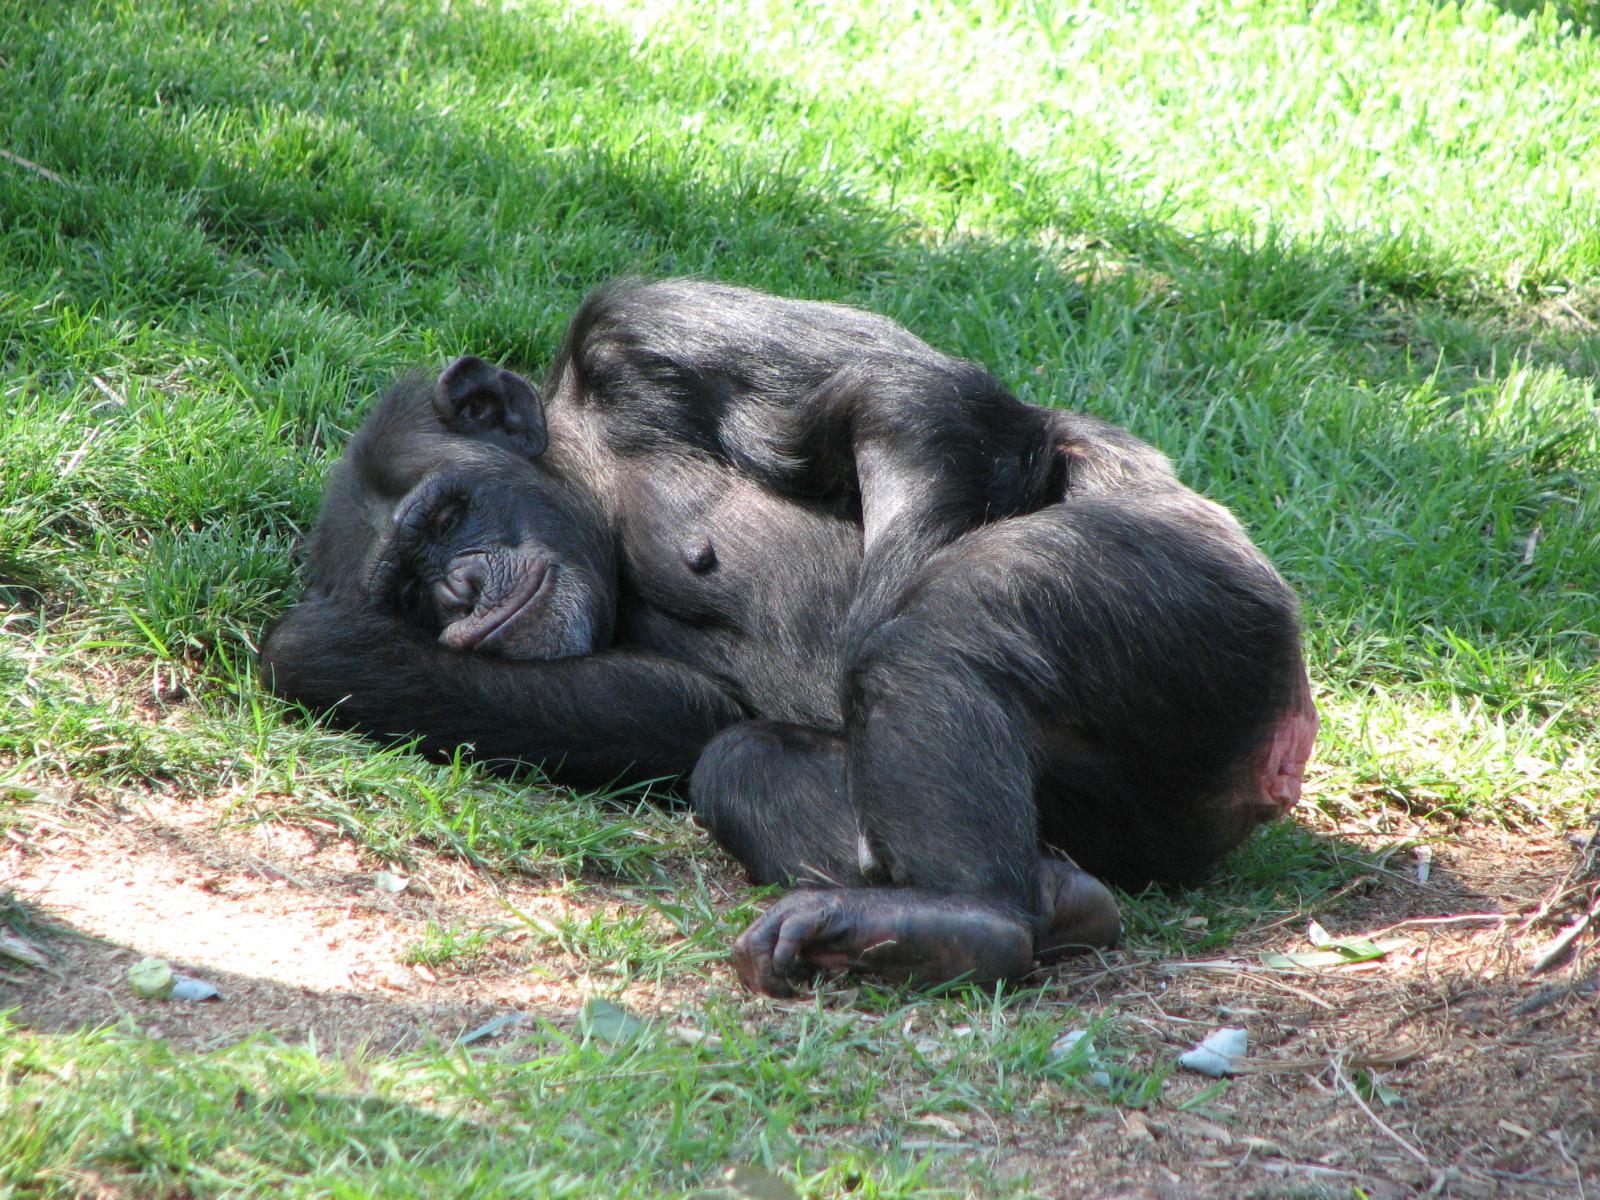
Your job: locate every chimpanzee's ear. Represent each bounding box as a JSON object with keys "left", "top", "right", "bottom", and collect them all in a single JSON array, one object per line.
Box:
[{"left": 433, "top": 355, "right": 549, "bottom": 459}]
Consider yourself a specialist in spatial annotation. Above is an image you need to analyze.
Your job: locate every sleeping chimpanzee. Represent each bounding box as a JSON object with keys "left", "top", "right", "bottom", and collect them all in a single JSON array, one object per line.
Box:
[{"left": 261, "top": 279, "right": 1318, "bottom": 996}]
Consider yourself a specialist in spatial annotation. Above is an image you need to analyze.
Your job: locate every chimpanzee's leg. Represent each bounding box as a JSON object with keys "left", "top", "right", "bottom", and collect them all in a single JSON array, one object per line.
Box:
[
  {"left": 690, "top": 722, "right": 866, "bottom": 889},
  {"left": 696, "top": 721, "right": 1121, "bottom": 993},
  {"left": 734, "top": 492, "right": 1314, "bottom": 996}
]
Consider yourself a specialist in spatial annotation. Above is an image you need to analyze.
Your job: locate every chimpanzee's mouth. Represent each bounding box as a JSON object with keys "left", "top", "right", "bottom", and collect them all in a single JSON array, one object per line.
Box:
[{"left": 454, "top": 561, "right": 554, "bottom": 651}]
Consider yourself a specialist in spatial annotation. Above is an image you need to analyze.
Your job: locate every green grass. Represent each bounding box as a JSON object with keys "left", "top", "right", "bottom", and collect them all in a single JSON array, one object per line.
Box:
[
  {"left": 0, "top": 995, "right": 1126, "bottom": 1199},
  {"left": 1, "top": 0, "right": 1597, "bottom": 1195}
]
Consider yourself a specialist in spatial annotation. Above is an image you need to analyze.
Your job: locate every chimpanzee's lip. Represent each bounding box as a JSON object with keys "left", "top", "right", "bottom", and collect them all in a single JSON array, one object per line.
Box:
[{"left": 455, "top": 561, "right": 554, "bottom": 650}]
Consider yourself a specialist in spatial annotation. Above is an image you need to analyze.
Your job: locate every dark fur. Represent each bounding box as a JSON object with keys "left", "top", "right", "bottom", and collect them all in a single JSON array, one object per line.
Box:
[{"left": 261, "top": 278, "right": 1311, "bottom": 993}]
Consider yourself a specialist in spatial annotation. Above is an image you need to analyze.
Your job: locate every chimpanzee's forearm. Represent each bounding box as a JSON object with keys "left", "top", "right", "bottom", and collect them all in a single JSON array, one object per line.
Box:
[{"left": 260, "top": 597, "right": 744, "bottom": 785}]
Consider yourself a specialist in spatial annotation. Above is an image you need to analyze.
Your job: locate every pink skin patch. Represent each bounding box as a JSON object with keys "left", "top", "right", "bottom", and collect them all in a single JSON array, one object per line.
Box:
[{"left": 1256, "top": 666, "right": 1319, "bottom": 818}]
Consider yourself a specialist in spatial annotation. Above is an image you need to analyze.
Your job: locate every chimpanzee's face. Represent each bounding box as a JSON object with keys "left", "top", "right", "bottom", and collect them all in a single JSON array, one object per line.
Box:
[
  {"left": 301, "top": 375, "right": 614, "bottom": 661},
  {"left": 366, "top": 458, "right": 612, "bottom": 661}
]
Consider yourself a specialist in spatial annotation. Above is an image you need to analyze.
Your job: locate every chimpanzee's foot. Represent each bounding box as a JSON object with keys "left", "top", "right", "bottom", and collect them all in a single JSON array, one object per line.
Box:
[
  {"left": 1035, "top": 858, "right": 1122, "bottom": 963},
  {"left": 1253, "top": 664, "right": 1320, "bottom": 818},
  {"left": 731, "top": 887, "right": 1034, "bottom": 998}
]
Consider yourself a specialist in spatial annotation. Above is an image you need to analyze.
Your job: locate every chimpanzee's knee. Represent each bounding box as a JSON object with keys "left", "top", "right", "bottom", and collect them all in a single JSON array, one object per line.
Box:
[{"left": 689, "top": 721, "right": 859, "bottom": 887}]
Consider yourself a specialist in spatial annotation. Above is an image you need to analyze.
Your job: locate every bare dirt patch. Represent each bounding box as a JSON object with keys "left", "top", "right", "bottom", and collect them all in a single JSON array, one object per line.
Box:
[
  {"left": 1, "top": 794, "right": 1595, "bottom": 1199},
  {"left": 0, "top": 791, "right": 736, "bottom": 1050},
  {"left": 998, "top": 818, "right": 1600, "bottom": 1199}
]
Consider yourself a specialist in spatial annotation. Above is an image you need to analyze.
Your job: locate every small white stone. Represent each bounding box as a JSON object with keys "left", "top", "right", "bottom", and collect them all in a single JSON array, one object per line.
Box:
[
  {"left": 1178, "top": 1027, "right": 1248, "bottom": 1077},
  {"left": 1050, "top": 1028, "right": 1113, "bottom": 1086}
]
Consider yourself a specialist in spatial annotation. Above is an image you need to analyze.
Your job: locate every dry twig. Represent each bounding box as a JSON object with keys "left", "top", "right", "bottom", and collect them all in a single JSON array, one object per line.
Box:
[
  {"left": 1158, "top": 959, "right": 1336, "bottom": 1009},
  {"left": 1332, "top": 1058, "right": 1431, "bottom": 1168},
  {"left": 1233, "top": 1042, "right": 1424, "bottom": 1075},
  {"left": 1527, "top": 888, "right": 1600, "bottom": 976},
  {"left": 0, "top": 147, "right": 70, "bottom": 186},
  {"left": 89, "top": 376, "right": 129, "bottom": 407},
  {"left": 1523, "top": 822, "right": 1599, "bottom": 976}
]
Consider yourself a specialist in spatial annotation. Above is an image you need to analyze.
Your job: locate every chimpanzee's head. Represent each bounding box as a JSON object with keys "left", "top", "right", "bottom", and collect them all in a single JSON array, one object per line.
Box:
[{"left": 303, "top": 357, "right": 614, "bottom": 660}]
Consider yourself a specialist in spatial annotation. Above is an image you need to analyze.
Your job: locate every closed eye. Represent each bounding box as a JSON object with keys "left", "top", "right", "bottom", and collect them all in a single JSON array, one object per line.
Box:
[{"left": 430, "top": 498, "right": 467, "bottom": 538}]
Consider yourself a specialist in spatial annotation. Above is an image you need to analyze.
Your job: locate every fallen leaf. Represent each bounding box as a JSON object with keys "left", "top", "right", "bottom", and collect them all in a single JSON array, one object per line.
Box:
[
  {"left": 581, "top": 997, "right": 647, "bottom": 1044},
  {"left": 1261, "top": 934, "right": 1407, "bottom": 971},
  {"left": 457, "top": 1012, "right": 529, "bottom": 1046},
  {"left": 689, "top": 1165, "right": 801, "bottom": 1200},
  {"left": 128, "top": 957, "right": 175, "bottom": 999},
  {"left": 670, "top": 1025, "right": 723, "bottom": 1049},
  {"left": 1239, "top": 1135, "right": 1286, "bottom": 1156},
  {"left": 1413, "top": 845, "right": 1433, "bottom": 883},
  {"left": 1184, "top": 1116, "right": 1233, "bottom": 1144},
  {"left": 0, "top": 932, "right": 48, "bottom": 969},
  {"left": 1049, "top": 1028, "right": 1113, "bottom": 1086}
]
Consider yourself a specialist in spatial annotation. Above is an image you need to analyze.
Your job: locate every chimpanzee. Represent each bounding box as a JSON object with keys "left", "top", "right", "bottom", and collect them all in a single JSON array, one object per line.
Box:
[{"left": 261, "top": 278, "right": 1318, "bottom": 996}]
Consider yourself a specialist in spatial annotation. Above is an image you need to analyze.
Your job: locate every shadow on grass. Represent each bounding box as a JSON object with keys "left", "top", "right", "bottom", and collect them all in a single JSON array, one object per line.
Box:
[
  {"left": 1464, "top": 0, "right": 1600, "bottom": 33},
  {"left": 14, "top": 6, "right": 1592, "bottom": 538},
  {"left": 11, "top": 0, "right": 1596, "bottom": 381},
  {"left": 1117, "top": 818, "right": 1390, "bottom": 954},
  {"left": 0, "top": 964, "right": 683, "bottom": 1194}
]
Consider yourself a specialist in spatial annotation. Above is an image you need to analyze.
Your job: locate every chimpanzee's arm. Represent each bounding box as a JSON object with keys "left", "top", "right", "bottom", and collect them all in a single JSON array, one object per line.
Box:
[
  {"left": 565, "top": 281, "right": 1053, "bottom": 535},
  {"left": 260, "top": 597, "right": 745, "bottom": 786},
  {"left": 793, "top": 356, "right": 1051, "bottom": 644},
  {"left": 562, "top": 282, "right": 1080, "bottom": 648}
]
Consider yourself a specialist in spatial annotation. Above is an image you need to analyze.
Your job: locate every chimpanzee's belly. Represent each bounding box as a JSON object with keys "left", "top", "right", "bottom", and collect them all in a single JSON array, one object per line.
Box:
[{"left": 612, "top": 458, "right": 861, "bottom": 728}]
